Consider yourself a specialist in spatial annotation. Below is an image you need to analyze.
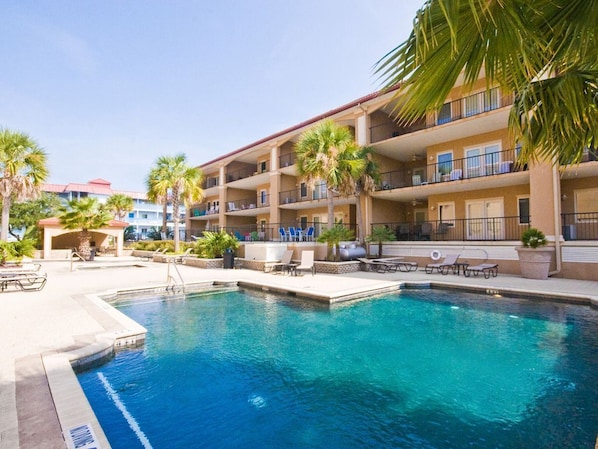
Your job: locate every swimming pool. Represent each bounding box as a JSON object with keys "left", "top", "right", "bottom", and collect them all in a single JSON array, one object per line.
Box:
[{"left": 78, "top": 288, "right": 598, "bottom": 448}]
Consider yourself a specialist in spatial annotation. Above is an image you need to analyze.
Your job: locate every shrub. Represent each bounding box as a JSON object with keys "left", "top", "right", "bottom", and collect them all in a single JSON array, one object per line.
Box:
[
  {"left": 194, "top": 231, "right": 239, "bottom": 258},
  {"left": 521, "top": 227, "right": 548, "bottom": 248}
]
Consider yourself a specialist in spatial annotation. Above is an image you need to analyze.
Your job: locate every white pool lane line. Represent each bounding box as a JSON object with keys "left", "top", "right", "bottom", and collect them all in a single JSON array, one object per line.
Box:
[{"left": 97, "top": 372, "right": 153, "bottom": 449}]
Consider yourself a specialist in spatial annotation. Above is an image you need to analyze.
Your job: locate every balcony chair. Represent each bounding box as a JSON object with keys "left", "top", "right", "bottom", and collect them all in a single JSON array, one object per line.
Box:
[
  {"left": 304, "top": 226, "right": 315, "bottom": 241},
  {"left": 450, "top": 169, "right": 462, "bottom": 180},
  {"left": 278, "top": 228, "right": 288, "bottom": 242},
  {"left": 288, "top": 227, "right": 297, "bottom": 241},
  {"left": 419, "top": 222, "right": 433, "bottom": 240}
]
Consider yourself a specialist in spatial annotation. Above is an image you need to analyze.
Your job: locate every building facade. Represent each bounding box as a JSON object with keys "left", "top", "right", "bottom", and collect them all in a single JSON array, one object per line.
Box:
[
  {"left": 187, "top": 77, "right": 598, "bottom": 281},
  {"left": 43, "top": 178, "right": 186, "bottom": 241}
]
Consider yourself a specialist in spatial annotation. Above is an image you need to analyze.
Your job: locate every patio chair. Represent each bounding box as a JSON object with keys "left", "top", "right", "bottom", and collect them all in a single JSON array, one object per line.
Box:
[
  {"left": 267, "top": 249, "right": 295, "bottom": 274},
  {"left": 305, "top": 226, "right": 315, "bottom": 241},
  {"left": 464, "top": 263, "right": 498, "bottom": 279},
  {"left": 288, "top": 227, "right": 297, "bottom": 241},
  {"left": 425, "top": 253, "right": 460, "bottom": 275},
  {"left": 296, "top": 250, "right": 315, "bottom": 276},
  {"left": 278, "top": 228, "right": 288, "bottom": 242},
  {"left": 419, "top": 222, "right": 433, "bottom": 240}
]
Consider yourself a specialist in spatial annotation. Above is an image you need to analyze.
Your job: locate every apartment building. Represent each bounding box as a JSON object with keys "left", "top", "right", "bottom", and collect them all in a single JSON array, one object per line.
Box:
[
  {"left": 43, "top": 178, "right": 186, "bottom": 241},
  {"left": 187, "top": 78, "right": 598, "bottom": 281}
]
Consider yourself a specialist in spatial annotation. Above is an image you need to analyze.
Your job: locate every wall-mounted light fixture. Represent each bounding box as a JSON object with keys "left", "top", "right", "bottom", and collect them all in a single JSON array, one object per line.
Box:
[
  {"left": 429, "top": 156, "right": 435, "bottom": 161},
  {"left": 561, "top": 194, "right": 568, "bottom": 201},
  {"left": 430, "top": 205, "right": 436, "bottom": 211}
]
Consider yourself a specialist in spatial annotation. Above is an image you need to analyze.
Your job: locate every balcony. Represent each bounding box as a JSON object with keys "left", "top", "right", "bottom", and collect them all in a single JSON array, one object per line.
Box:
[
  {"left": 279, "top": 183, "right": 339, "bottom": 205},
  {"left": 370, "top": 87, "right": 514, "bottom": 144},
  {"left": 227, "top": 194, "right": 270, "bottom": 214},
  {"left": 561, "top": 212, "right": 598, "bottom": 241},
  {"left": 377, "top": 148, "right": 522, "bottom": 191},
  {"left": 373, "top": 217, "right": 528, "bottom": 242}
]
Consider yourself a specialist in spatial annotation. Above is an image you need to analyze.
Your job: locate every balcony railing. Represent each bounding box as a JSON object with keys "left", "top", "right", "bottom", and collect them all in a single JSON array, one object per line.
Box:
[
  {"left": 561, "top": 212, "right": 598, "bottom": 240},
  {"left": 377, "top": 148, "right": 521, "bottom": 191},
  {"left": 227, "top": 194, "right": 270, "bottom": 212},
  {"left": 372, "top": 217, "right": 528, "bottom": 242},
  {"left": 279, "top": 152, "right": 296, "bottom": 168},
  {"left": 279, "top": 183, "right": 339, "bottom": 204},
  {"left": 370, "top": 87, "right": 514, "bottom": 144}
]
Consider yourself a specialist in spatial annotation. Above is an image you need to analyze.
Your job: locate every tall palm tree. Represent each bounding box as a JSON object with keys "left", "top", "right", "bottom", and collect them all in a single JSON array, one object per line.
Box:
[
  {"left": 350, "top": 145, "right": 380, "bottom": 244},
  {"left": 146, "top": 154, "right": 203, "bottom": 252},
  {"left": 146, "top": 164, "right": 170, "bottom": 237},
  {"left": 0, "top": 129, "right": 48, "bottom": 241},
  {"left": 105, "top": 193, "right": 134, "bottom": 221},
  {"left": 375, "top": 0, "right": 597, "bottom": 164},
  {"left": 295, "top": 120, "right": 365, "bottom": 228},
  {"left": 59, "top": 197, "right": 112, "bottom": 259}
]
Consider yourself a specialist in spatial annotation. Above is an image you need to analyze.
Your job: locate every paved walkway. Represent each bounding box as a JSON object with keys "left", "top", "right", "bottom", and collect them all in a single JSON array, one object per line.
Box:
[{"left": 1, "top": 257, "right": 597, "bottom": 448}]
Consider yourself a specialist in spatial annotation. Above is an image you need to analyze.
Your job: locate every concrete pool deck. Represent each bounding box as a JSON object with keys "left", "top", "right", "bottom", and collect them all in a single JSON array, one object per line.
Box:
[{"left": 1, "top": 256, "right": 597, "bottom": 449}]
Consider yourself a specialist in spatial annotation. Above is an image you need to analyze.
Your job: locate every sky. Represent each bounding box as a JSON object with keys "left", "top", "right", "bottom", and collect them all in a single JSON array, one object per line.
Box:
[{"left": 0, "top": 0, "right": 424, "bottom": 193}]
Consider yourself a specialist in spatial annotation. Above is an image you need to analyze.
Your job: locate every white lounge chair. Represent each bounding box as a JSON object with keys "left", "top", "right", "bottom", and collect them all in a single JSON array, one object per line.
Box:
[
  {"left": 267, "top": 250, "right": 294, "bottom": 274},
  {"left": 425, "top": 253, "right": 460, "bottom": 275},
  {"left": 296, "top": 250, "right": 315, "bottom": 276}
]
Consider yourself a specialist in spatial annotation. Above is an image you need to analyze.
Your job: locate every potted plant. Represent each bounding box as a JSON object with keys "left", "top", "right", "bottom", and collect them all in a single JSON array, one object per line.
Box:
[{"left": 515, "top": 227, "right": 554, "bottom": 279}]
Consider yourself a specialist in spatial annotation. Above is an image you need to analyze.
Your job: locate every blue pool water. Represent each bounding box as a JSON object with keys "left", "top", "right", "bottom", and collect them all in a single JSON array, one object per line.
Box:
[{"left": 78, "top": 288, "right": 598, "bottom": 448}]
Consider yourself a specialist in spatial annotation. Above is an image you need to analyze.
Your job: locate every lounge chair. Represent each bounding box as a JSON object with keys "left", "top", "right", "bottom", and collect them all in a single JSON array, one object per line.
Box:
[
  {"left": 357, "top": 258, "right": 393, "bottom": 273},
  {"left": 395, "top": 261, "right": 419, "bottom": 272},
  {"left": 174, "top": 248, "right": 193, "bottom": 264},
  {"left": 425, "top": 253, "right": 460, "bottom": 275},
  {"left": 464, "top": 263, "right": 498, "bottom": 279},
  {"left": 296, "top": 250, "right": 315, "bottom": 276},
  {"left": 266, "top": 250, "right": 294, "bottom": 274}
]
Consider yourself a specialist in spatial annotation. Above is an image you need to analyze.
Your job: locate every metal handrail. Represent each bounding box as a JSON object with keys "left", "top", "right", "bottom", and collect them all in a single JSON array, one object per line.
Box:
[{"left": 166, "top": 257, "right": 185, "bottom": 293}]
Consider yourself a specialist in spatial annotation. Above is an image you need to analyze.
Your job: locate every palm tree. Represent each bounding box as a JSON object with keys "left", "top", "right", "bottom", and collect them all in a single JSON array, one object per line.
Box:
[
  {"left": 375, "top": 0, "right": 597, "bottom": 164},
  {"left": 349, "top": 145, "right": 380, "bottom": 244},
  {"left": 0, "top": 129, "right": 48, "bottom": 241},
  {"left": 146, "top": 164, "right": 170, "bottom": 238},
  {"left": 105, "top": 193, "right": 134, "bottom": 221},
  {"left": 295, "top": 120, "right": 365, "bottom": 228},
  {"left": 146, "top": 154, "right": 204, "bottom": 252},
  {"left": 365, "top": 226, "right": 396, "bottom": 258},
  {"left": 59, "top": 197, "right": 113, "bottom": 259}
]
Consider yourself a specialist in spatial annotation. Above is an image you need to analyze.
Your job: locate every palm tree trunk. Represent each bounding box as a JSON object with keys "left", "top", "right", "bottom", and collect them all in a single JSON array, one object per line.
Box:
[
  {"left": 355, "top": 189, "right": 364, "bottom": 244},
  {"left": 172, "top": 188, "right": 180, "bottom": 252},
  {"left": 326, "top": 189, "right": 334, "bottom": 228},
  {"left": 161, "top": 199, "right": 168, "bottom": 237},
  {"left": 78, "top": 229, "right": 91, "bottom": 260},
  {"left": 1, "top": 196, "right": 11, "bottom": 241}
]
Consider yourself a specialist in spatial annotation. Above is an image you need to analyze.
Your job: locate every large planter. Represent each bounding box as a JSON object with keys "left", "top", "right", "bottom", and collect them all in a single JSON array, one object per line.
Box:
[{"left": 516, "top": 247, "right": 555, "bottom": 280}]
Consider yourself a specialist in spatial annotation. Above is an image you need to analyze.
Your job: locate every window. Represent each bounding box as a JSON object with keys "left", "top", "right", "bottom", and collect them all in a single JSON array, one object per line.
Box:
[
  {"left": 575, "top": 189, "right": 598, "bottom": 221},
  {"left": 128, "top": 212, "right": 135, "bottom": 219},
  {"left": 437, "top": 102, "right": 451, "bottom": 124},
  {"left": 518, "top": 197, "right": 530, "bottom": 224},
  {"left": 300, "top": 182, "right": 307, "bottom": 198},
  {"left": 260, "top": 190, "right": 267, "bottom": 205},
  {"left": 465, "top": 143, "right": 502, "bottom": 177},
  {"left": 260, "top": 161, "right": 267, "bottom": 173},
  {"left": 437, "top": 152, "right": 453, "bottom": 177},
  {"left": 300, "top": 216, "right": 308, "bottom": 229},
  {"left": 141, "top": 213, "right": 148, "bottom": 219}
]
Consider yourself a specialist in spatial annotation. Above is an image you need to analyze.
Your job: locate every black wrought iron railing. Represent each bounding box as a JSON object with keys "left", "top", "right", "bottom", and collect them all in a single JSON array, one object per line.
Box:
[
  {"left": 372, "top": 216, "right": 528, "bottom": 242},
  {"left": 377, "top": 148, "right": 522, "bottom": 191},
  {"left": 370, "top": 87, "right": 514, "bottom": 144},
  {"left": 561, "top": 212, "right": 598, "bottom": 241},
  {"left": 279, "top": 183, "right": 339, "bottom": 204}
]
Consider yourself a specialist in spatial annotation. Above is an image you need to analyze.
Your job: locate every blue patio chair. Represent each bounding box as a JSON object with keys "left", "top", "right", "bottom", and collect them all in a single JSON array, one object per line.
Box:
[
  {"left": 305, "top": 226, "right": 314, "bottom": 241},
  {"left": 288, "top": 227, "right": 297, "bottom": 241},
  {"left": 278, "top": 228, "right": 288, "bottom": 242}
]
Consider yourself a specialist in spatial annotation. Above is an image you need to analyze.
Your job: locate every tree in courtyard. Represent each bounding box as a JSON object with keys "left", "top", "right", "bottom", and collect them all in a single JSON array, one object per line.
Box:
[
  {"left": 59, "top": 197, "right": 112, "bottom": 259},
  {"left": 146, "top": 164, "right": 170, "bottom": 238},
  {"left": 105, "top": 193, "right": 134, "bottom": 221},
  {"left": 0, "top": 128, "right": 49, "bottom": 241},
  {"left": 146, "top": 154, "right": 203, "bottom": 252},
  {"left": 365, "top": 226, "right": 396, "bottom": 258},
  {"left": 375, "top": 0, "right": 597, "bottom": 164},
  {"left": 316, "top": 223, "right": 355, "bottom": 262},
  {"left": 9, "top": 192, "right": 62, "bottom": 243},
  {"left": 295, "top": 120, "right": 366, "bottom": 229},
  {"left": 348, "top": 145, "right": 380, "bottom": 244}
]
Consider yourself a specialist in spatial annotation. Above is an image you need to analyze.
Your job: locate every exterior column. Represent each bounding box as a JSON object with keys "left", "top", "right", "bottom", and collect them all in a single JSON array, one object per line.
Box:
[
  {"left": 218, "top": 164, "right": 226, "bottom": 230},
  {"left": 269, "top": 145, "right": 281, "bottom": 227},
  {"left": 528, "top": 159, "right": 560, "bottom": 240},
  {"left": 355, "top": 108, "right": 370, "bottom": 146}
]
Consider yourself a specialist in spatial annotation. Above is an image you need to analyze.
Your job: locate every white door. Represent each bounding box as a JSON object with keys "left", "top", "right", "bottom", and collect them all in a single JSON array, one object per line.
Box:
[{"left": 466, "top": 199, "right": 504, "bottom": 240}]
